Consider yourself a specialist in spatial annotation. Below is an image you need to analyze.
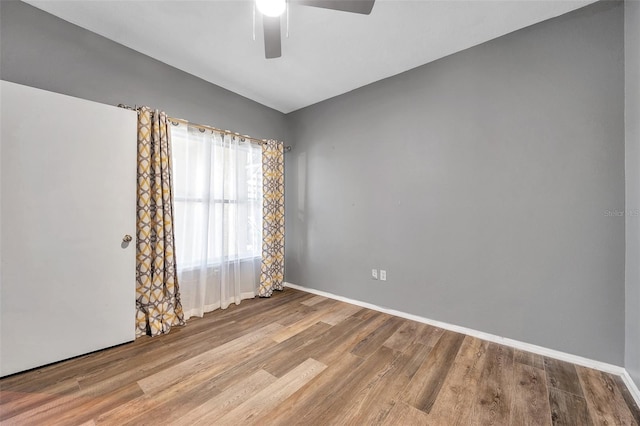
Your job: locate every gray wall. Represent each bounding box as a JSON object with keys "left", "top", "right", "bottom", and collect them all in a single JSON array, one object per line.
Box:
[
  {"left": 285, "top": 1, "right": 625, "bottom": 365},
  {"left": 0, "top": 1, "right": 287, "bottom": 141},
  {"left": 625, "top": 0, "right": 640, "bottom": 386}
]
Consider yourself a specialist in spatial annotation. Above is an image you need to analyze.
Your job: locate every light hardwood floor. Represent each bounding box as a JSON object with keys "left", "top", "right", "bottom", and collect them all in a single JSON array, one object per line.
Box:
[{"left": 1, "top": 288, "right": 639, "bottom": 425}]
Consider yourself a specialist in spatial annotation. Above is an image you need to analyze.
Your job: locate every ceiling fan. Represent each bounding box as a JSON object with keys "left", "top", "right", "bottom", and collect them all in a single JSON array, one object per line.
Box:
[{"left": 256, "top": 0, "right": 376, "bottom": 59}]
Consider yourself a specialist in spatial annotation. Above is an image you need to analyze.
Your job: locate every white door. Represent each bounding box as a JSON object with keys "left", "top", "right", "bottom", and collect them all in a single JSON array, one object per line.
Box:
[{"left": 0, "top": 81, "right": 137, "bottom": 377}]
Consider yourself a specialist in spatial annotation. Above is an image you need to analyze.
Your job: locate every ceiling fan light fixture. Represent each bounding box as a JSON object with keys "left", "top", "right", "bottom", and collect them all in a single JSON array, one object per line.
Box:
[{"left": 256, "top": 0, "right": 286, "bottom": 17}]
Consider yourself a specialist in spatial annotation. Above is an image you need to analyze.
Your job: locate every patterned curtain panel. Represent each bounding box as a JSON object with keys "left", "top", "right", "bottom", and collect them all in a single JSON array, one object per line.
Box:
[
  {"left": 258, "top": 140, "right": 285, "bottom": 297},
  {"left": 135, "top": 107, "right": 185, "bottom": 337}
]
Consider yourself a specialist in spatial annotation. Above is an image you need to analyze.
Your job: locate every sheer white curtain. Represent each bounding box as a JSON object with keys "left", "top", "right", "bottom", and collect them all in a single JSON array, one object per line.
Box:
[{"left": 170, "top": 124, "right": 263, "bottom": 319}]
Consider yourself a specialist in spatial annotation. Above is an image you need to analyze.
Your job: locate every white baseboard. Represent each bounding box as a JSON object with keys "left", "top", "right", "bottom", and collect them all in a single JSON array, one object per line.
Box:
[
  {"left": 285, "top": 282, "right": 640, "bottom": 406},
  {"left": 620, "top": 370, "right": 640, "bottom": 407}
]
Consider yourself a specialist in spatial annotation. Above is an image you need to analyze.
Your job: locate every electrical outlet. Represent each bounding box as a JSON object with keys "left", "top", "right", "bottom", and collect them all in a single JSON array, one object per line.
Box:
[
  {"left": 371, "top": 269, "right": 378, "bottom": 280},
  {"left": 380, "top": 270, "right": 387, "bottom": 281}
]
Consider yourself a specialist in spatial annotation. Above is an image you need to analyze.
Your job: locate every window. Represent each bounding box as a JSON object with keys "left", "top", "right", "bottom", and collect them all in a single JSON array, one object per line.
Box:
[{"left": 170, "top": 124, "right": 262, "bottom": 270}]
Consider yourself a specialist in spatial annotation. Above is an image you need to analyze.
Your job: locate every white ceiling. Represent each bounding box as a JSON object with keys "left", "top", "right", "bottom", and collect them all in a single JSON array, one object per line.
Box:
[{"left": 26, "top": 0, "right": 596, "bottom": 113}]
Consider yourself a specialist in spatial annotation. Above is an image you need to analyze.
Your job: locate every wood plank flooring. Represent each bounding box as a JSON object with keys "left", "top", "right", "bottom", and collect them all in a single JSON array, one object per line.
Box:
[{"left": 1, "top": 288, "right": 638, "bottom": 425}]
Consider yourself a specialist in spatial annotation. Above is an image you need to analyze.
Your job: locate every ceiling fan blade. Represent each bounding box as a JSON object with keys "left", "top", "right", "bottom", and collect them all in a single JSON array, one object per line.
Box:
[
  {"left": 296, "top": 0, "right": 375, "bottom": 15},
  {"left": 263, "top": 16, "right": 282, "bottom": 59}
]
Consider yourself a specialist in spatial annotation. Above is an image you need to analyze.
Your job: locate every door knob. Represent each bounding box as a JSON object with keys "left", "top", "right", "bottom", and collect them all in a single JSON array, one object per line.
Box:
[{"left": 123, "top": 234, "right": 133, "bottom": 243}]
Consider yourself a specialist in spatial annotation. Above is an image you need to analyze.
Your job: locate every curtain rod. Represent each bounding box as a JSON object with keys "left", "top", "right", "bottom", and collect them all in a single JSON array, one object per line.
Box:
[{"left": 117, "top": 104, "right": 291, "bottom": 152}]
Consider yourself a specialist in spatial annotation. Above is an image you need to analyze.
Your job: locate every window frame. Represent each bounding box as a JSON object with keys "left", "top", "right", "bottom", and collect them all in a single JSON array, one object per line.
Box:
[{"left": 170, "top": 128, "right": 263, "bottom": 270}]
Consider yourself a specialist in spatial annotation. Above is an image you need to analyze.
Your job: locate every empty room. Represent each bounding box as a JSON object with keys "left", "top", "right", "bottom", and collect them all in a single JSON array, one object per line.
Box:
[{"left": 1, "top": 0, "right": 639, "bottom": 424}]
